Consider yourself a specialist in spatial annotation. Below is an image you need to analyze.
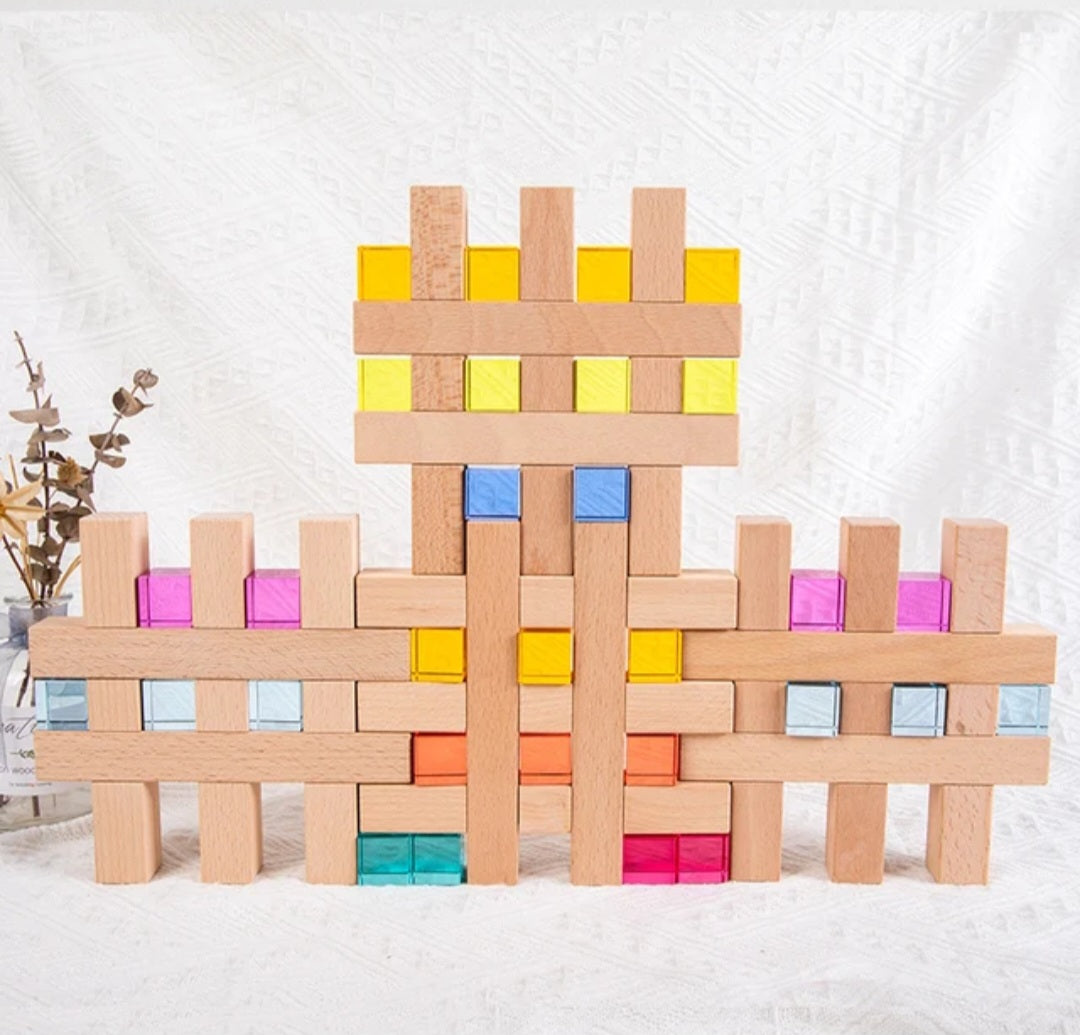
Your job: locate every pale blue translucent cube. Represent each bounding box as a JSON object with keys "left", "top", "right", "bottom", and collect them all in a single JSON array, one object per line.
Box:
[
  {"left": 785, "top": 682, "right": 840, "bottom": 737},
  {"left": 141, "top": 680, "right": 196, "bottom": 731},
  {"left": 891, "top": 684, "right": 946, "bottom": 737},
  {"left": 998, "top": 684, "right": 1051, "bottom": 736},
  {"left": 35, "top": 679, "right": 88, "bottom": 731},
  {"left": 249, "top": 680, "right": 303, "bottom": 731}
]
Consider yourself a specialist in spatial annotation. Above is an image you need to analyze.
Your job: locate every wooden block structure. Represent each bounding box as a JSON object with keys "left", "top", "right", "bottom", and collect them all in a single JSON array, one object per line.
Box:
[{"left": 30, "top": 187, "right": 1056, "bottom": 891}]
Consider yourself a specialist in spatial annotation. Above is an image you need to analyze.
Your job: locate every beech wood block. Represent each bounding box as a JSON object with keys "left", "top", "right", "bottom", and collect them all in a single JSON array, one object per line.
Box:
[
  {"left": 305, "top": 785, "right": 358, "bottom": 884},
  {"left": 520, "top": 356, "right": 574, "bottom": 412},
  {"left": 358, "top": 785, "right": 466, "bottom": 833},
  {"left": 926, "top": 784, "right": 994, "bottom": 884},
  {"left": 521, "top": 466, "right": 573, "bottom": 575},
  {"left": 624, "top": 782, "right": 730, "bottom": 835},
  {"left": 734, "top": 517, "right": 791, "bottom": 630},
  {"left": 411, "top": 465, "right": 465, "bottom": 575},
  {"left": 946, "top": 684, "right": 999, "bottom": 736},
  {"left": 80, "top": 513, "right": 148, "bottom": 629},
  {"left": 627, "top": 571, "right": 738, "bottom": 629},
  {"left": 87, "top": 679, "right": 143, "bottom": 732},
  {"left": 355, "top": 572, "right": 466, "bottom": 627},
  {"left": 519, "top": 685, "right": 573, "bottom": 733},
  {"left": 412, "top": 355, "right": 464, "bottom": 411},
  {"left": 520, "top": 575, "right": 574, "bottom": 627},
  {"left": 355, "top": 412, "right": 739, "bottom": 466},
  {"left": 354, "top": 301, "right": 742, "bottom": 357},
  {"left": 90, "top": 782, "right": 162, "bottom": 884},
  {"left": 302, "top": 683, "right": 357, "bottom": 733},
  {"left": 730, "top": 783, "right": 783, "bottom": 882},
  {"left": 629, "top": 467, "right": 682, "bottom": 576},
  {"left": 631, "top": 357, "right": 682, "bottom": 413},
  {"left": 733, "top": 681, "right": 786, "bottom": 733},
  {"left": 356, "top": 682, "right": 466, "bottom": 732},
  {"left": 625, "top": 681, "right": 734, "bottom": 733},
  {"left": 410, "top": 185, "right": 465, "bottom": 301},
  {"left": 825, "top": 783, "right": 887, "bottom": 885},
  {"left": 941, "top": 519, "right": 1008, "bottom": 633},
  {"left": 520, "top": 187, "right": 574, "bottom": 302},
  {"left": 519, "top": 785, "right": 572, "bottom": 834},
  {"left": 300, "top": 515, "right": 359, "bottom": 629},
  {"left": 198, "top": 783, "right": 262, "bottom": 884}
]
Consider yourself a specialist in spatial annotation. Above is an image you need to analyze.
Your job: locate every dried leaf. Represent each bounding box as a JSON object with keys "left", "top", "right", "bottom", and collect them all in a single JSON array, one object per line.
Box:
[
  {"left": 42, "top": 536, "right": 63, "bottom": 558},
  {"left": 26, "top": 362, "right": 45, "bottom": 393},
  {"left": 133, "top": 369, "right": 159, "bottom": 390},
  {"left": 28, "top": 427, "right": 70, "bottom": 444},
  {"left": 112, "top": 388, "right": 146, "bottom": 418},
  {"left": 9, "top": 407, "right": 60, "bottom": 427},
  {"left": 55, "top": 515, "right": 80, "bottom": 540},
  {"left": 27, "top": 544, "right": 48, "bottom": 563},
  {"left": 94, "top": 450, "right": 126, "bottom": 469}
]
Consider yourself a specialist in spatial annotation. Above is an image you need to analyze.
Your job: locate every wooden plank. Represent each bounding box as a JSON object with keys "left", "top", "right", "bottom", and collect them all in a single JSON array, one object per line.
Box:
[
  {"left": 81, "top": 513, "right": 146, "bottom": 630},
  {"left": 411, "top": 465, "right": 464, "bottom": 575},
  {"left": 520, "top": 575, "right": 574, "bottom": 627},
  {"left": 90, "top": 783, "right": 161, "bottom": 885},
  {"left": 519, "top": 685, "right": 573, "bottom": 733},
  {"left": 627, "top": 571, "right": 738, "bottom": 629},
  {"left": 629, "top": 467, "right": 682, "bottom": 576},
  {"left": 734, "top": 516, "right": 791, "bottom": 630},
  {"left": 571, "top": 522, "right": 628, "bottom": 885},
  {"left": 86, "top": 680, "right": 143, "bottom": 732},
  {"left": 300, "top": 515, "right": 358, "bottom": 630},
  {"left": 624, "top": 782, "right": 730, "bottom": 835},
  {"left": 354, "top": 300, "right": 742, "bottom": 357},
  {"left": 355, "top": 571, "right": 465, "bottom": 627},
  {"left": 410, "top": 185, "right": 466, "bottom": 300},
  {"left": 35, "top": 731, "right": 414, "bottom": 783},
  {"left": 521, "top": 357, "right": 574, "bottom": 412},
  {"left": 358, "top": 785, "right": 466, "bottom": 833},
  {"left": 626, "top": 681, "right": 733, "bottom": 733},
  {"left": 356, "top": 412, "right": 739, "bottom": 466},
  {"left": 465, "top": 521, "right": 521, "bottom": 884},
  {"left": 940, "top": 518, "right": 1008, "bottom": 633},
  {"left": 520, "top": 187, "right": 574, "bottom": 302},
  {"left": 521, "top": 466, "right": 573, "bottom": 576},
  {"left": 926, "top": 784, "right": 994, "bottom": 885},
  {"left": 412, "top": 355, "right": 463, "bottom": 411},
  {"left": 357, "top": 682, "right": 466, "bottom": 732},
  {"left": 519, "top": 785, "right": 572, "bottom": 834},
  {"left": 631, "top": 357, "right": 682, "bottom": 413},
  {"left": 631, "top": 187, "right": 685, "bottom": 302},
  {"left": 946, "top": 684, "right": 999, "bottom": 735}
]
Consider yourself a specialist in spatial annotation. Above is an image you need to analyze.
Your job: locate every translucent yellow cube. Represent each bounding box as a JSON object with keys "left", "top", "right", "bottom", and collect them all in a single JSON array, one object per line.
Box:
[
  {"left": 627, "top": 629, "right": 683, "bottom": 684},
  {"left": 358, "top": 357, "right": 411, "bottom": 411},
  {"left": 466, "top": 247, "right": 520, "bottom": 301},
  {"left": 682, "top": 359, "right": 737, "bottom": 415},
  {"left": 411, "top": 628, "right": 466, "bottom": 683},
  {"left": 577, "top": 247, "right": 631, "bottom": 302},
  {"left": 575, "top": 357, "right": 630, "bottom": 413},
  {"left": 465, "top": 357, "right": 520, "bottom": 412},
  {"left": 358, "top": 246, "right": 411, "bottom": 301},
  {"left": 685, "top": 248, "right": 739, "bottom": 304},
  {"left": 518, "top": 630, "right": 573, "bottom": 686}
]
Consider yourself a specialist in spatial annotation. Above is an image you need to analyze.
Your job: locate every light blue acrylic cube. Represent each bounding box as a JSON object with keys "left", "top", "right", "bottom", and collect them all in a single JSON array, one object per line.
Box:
[
  {"left": 464, "top": 466, "right": 521, "bottom": 520},
  {"left": 249, "top": 680, "right": 303, "bottom": 731},
  {"left": 141, "top": 680, "right": 196, "bottom": 731},
  {"left": 34, "top": 679, "right": 88, "bottom": 731},
  {"left": 412, "top": 834, "right": 465, "bottom": 885},
  {"left": 785, "top": 682, "right": 840, "bottom": 737},
  {"left": 891, "top": 684, "right": 946, "bottom": 737},
  {"left": 358, "top": 833, "right": 413, "bottom": 886},
  {"left": 998, "top": 684, "right": 1051, "bottom": 736}
]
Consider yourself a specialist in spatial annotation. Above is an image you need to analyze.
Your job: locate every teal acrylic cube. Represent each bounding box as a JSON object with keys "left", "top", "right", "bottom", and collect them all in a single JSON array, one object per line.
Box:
[
  {"left": 358, "top": 833, "right": 413, "bottom": 885},
  {"left": 412, "top": 834, "right": 465, "bottom": 885},
  {"left": 35, "top": 679, "right": 88, "bottom": 731},
  {"left": 249, "top": 680, "right": 303, "bottom": 731},
  {"left": 891, "top": 684, "right": 946, "bottom": 737},
  {"left": 141, "top": 680, "right": 196, "bottom": 731},
  {"left": 998, "top": 684, "right": 1051, "bottom": 736}
]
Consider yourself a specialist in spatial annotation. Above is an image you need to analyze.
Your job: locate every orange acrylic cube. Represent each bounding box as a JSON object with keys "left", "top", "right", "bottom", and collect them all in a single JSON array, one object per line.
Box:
[
  {"left": 519, "top": 733, "right": 572, "bottom": 785},
  {"left": 625, "top": 734, "right": 679, "bottom": 786},
  {"left": 412, "top": 733, "right": 467, "bottom": 786}
]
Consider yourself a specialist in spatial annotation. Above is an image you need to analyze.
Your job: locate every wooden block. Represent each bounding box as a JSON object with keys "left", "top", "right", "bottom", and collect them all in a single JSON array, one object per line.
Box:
[
  {"left": 300, "top": 515, "right": 358, "bottom": 630},
  {"left": 825, "top": 783, "right": 887, "bottom": 885},
  {"left": 303, "top": 682, "right": 356, "bottom": 732},
  {"left": 359, "top": 785, "right": 466, "bottom": 833},
  {"left": 198, "top": 783, "right": 262, "bottom": 885},
  {"left": 926, "top": 784, "right": 993, "bottom": 884},
  {"left": 357, "top": 682, "right": 466, "bottom": 732},
  {"left": 631, "top": 187, "right": 685, "bottom": 302},
  {"left": 570, "top": 522, "right": 628, "bottom": 885},
  {"left": 734, "top": 517, "right": 791, "bottom": 630},
  {"left": 305, "top": 784, "right": 358, "bottom": 884},
  {"left": 629, "top": 467, "right": 681, "bottom": 576},
  {"left": 90, "top": 782, "right": 161, "bottom": 884},
  {"left": 627, "top": 571, "right": 737, "bottom": 629},
  {"left": 86, "top": 679, "right": 142, "bottom": 732},
  {"left": 624, "top": 782, "right": 730, "bottom": 835},
  {"left": 357, "top": 245, "right": 410, "bottom": 301},
  {"left": 195, "top": 681, "right": 247, "bottom": 731},
  {"left": 733, "top": 681, "right": 785, "bottom": 733},
  {"left": 521, "top": 466, "right": 573, "bottom": 576},
  {"left": 465, "top": 247, "right": 519, "bottom": 301},
  {"left": 520, "top": 187, "right": 574, "bottom": 302},
  {"left": 412, "top": 355, "right": 463, "bottom": 411},
  {"left": 411, "top": 465, "right": 464, "bottom": 574},
  {"left": 519, "top": 685, "right": 573, "bottom": 733},
  {"left": 355, "top": 571, "right": 465, "bottom": 627},
  {"left": 410, "top": 185, "right": 465, "bottom": 300},
  {"left": 521, "top": 356, "right": 574, "bottom": 412},
  {"left": 941, "top": 519, "right": 1008, "bottom": 633},
  {"left": 839, "top": 518, "right": 900, "bottom": 634},
  {"left": 190, "top": 514, "right": 253, "bottom": 628},
  {"left": 631, "top": 358, "right": 682, "bottom": 413},
  {"left": 520, "top": 575, "right": 574, "bottom": 627},
  {"left": 354, "top": 300, "right": 742, "bottom": 357},
  {"left": 519, "top": 785, "right": 571, "bottom": 834},
  {"left": 838, "top": 684, "right": 894, "bottom": 735},
  {"left": 577, "top": 247, "right": 631, "bottom": 302},
  {"left": 626, "top": 681, "right": 733, "bottom": 733},
  {"left": 465, "top": 521, "right": 521, "bottom": 884},
  {"left": 946, "top": 684, "right": 999, "bottom": 735},
  {"left": 730, "top": 783, "right": 782, "bottom": 882},
  {"left": 80, "top": 513, "right": 147, "bottom": 629}
]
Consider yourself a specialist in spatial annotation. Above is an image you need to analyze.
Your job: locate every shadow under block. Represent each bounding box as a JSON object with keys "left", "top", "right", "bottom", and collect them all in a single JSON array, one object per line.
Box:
[
  {"left": 355, "top": 572, "right": 466, "bottom": 627},
  {"left": 631, "top": 187, "right": 686, "bottom": 303},
  {"left": 519, "top": 785, "right": 572, "bottom": 834},
  {"left": 629, "top": 467, "right": 681, "bottom": 576},
  {"left": 465, "top": 521, "right": 521, "bottom": 884},
  {"left": 411, "top": 465, "right": 464, "bottom": 575},
  {"left": 519, "top": 187, "right": 574, "bottom": 302},
  {"left": 624, "top": 782, "right": 730, "bottom": 835},
  {"left": 520, "top": 575, "right": 574, "bottom": 627},
  {"left": 359, "top": 786, "right": 466, "bottom": 833},
  {"left": 626, "top": 681, "right": 734, "bottom": 734},
  {"left": 571, "top": 521, "right": 628, "bottom": 885},
  {"left": 627, "top": 571, "right": 737, "bottom": 629},
  {"left": 521, "top": 466, "right": 573, "bottom": 575}
]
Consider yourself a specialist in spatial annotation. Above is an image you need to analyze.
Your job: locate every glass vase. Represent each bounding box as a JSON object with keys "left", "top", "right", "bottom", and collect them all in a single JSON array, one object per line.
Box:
[{"left": 0, "top": 596, "right": 91, "bottom": 831}]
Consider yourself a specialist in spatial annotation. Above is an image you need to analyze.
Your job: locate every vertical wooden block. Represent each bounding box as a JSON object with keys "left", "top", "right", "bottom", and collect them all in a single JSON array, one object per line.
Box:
[
  {"left": 80, "top": 513, "right": 161, "bottom": 884},
  {"left": 571, "top": 522, "right": 628, "bottom": 884},
  {"left": 190, "top": 513, "right": 261, "bottom": 884},
  {"left": 412, "top": 466, "right": 465, "bottom": 575},
  {"left": 631, "top": 358, "right": 682, "bottom": 413},
  {"left": 631, "top": 187, "right": 686, "bottom": 302},
  {"left": 520, "top": 187, "right": 574, "bottom": 302},
  {"left": 412, "top": 356, "right": 463, "bottom": 411},
  {"left": 521, "top": 356, "right": 574, "bottom": 412},
  {"left": 521, "top": 466, "right": 573, "bottom": 576},
  {"left": 940, "top": 519, "right": 1008, "bottom": 633},
  {"left": 734, "top": 516, "right": 791, "bottom": 630},
  {"left": 629, "top": 466, "right": 681, "bottom": 576},
  {"left": 465, "top": 521, "right": 521, "bottom": 884}
]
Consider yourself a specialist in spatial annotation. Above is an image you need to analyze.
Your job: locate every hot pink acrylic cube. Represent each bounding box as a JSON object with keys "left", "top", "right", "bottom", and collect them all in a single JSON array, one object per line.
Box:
[
  {"left": 245, "top": 569, "right": 301, "bottom": 629},
  {"left": 897, "top": 573, "right": 951, "bottom": 632},
  {"left": 789, "top": 569, "right": 845, "bottom": 631},
  {"left": 623, "top": 835, "right": 677, "bottom": 884},
  {"left": 136, "top": 568, "right": 192, "bottom": 628},
  {"left": 677, "top": 834, "right": 730, "bottom": 884}
]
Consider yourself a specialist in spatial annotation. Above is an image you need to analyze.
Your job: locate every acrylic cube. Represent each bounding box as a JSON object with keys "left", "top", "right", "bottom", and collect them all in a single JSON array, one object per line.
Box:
[
  {"left": 464, "top": 357, "right": 520, "bottom": 412},
  {"left": 357, "top": 245, "right": 411, "bottom": 301},
  {"left": 358, "top": 833, "right": 413, "bottom": 885},
  {"left": 677, "top": 834, "right": 730, "bottom": 884},
  {"left": 411, "top": 628, "right": 466, "bottom": 683},
  {"left": 625, "top": 735, "right": 679, "bottom": 786},
  {"left": 785, "top": 681, "right": 841, "bottom": 737},
  {"left": 518, "top": 630, "right": 573, "bottom": 685},
  {"left": 790, "top": 570, "right": 846, "bottom": 631},
  {"left": 357, "top": 357, "right": 412, "bottom": 412},
  {"left": 574, "top": 357, "right": 631, "bottom": 413},
  {"left": 141, "top": 679, "right": 196, "bottom": 731},
  {"left": 245, "top": 569, "right": 301, "bottom": 629},
  {"left": 573, "top": 466, "right": 630, "bottom": 523},
  {"left": 34, "top": 679, "right": 88, "bottom": 731},
  {"left": 891, "top": 684, "right": 946, "bottom": 737},
  {"left": 412, "top": 733, "right": 467, "bottom": 785},
  {"left": 412, "top": 834, "right": 466, "bottom": 885},
  {"left": 464, "top": 466, "right": 521, "bottom": 521},
  {"left": 577, "top": 247, "right": 631, "bottom": 302},
  {"left": 627, "top": 629, "right": 683, "bottom": 683},
  {"left": 136, "top": 568, "right": 192, "bottom": 628},
  {"left": 682, "top": 358, "right": 738, "bottom": 415},
  {"left": 897, "top": 573, "right": 952, "bottom": 632},
  {"left": 519, "top": 733, "right": 572, "bottom": 785},
  {"left": 998, "top": 684, "right": 1051, "bottom": 736},
  {"left": 248, "top": 680, "right": 303, "bottom": 731},
  {"left": 623, "top": 835, "right": 678, "bottom": 885},
  {"left": 684, "top": 248, "right": 740, "bottom": 304},
  {"left": 465, "top": 247, "right": 520, "bottom": 302}
]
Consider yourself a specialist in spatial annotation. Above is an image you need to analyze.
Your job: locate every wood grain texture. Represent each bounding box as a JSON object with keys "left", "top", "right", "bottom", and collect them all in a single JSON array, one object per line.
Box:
[
  {"left": 734, "top": 516, "right": 791, "bottom": 631},
  {"left": 190, "top": 514, "right": 253, "bottom": 628},
  {"left": 571, "top": 522, "right": 628, "bottom": 885},
  {"left": 87, "top": 680, "right": 143, "bottom": 732},
  {"left": 940, "top": 519, "right": 1008, "bottom": 633},
  {"left": 625, "top": 681, "right": 734, "bottom": 733},
  {"left": 520, "top": 187, "right": 573, "bottom": 302},
  {"left": 358, "top": 785, "right": 466, "bottom": 833},
  {"left": 946, "top": 684, "right": 999, "bottom": 735},
  {"left": 521, "top": 466, "right": 573, "bottom": 575},
  {"left": 80, "top": 513, "right": 147, "bottom": 630},
  {"left": 520, "top": 576, "right": 574, "bottom": 627},
  {"left": 627, "top": 571, "right": 738, "bottom": 629},
  {"left": 465, "top": 521, "right": 521, "bottom": 884},
  {"left": 411, "top": 465, "right": 465, "bottom": 575},
  {"left": 355, "top": 571, "right": 465, "bottom": 627},
  {"left": 519, "top": 785, "right": 572, "bottom": 834},
  {"left": 624, "top": 782, "right": 730, "bottom": 834},
  {"left": 305, "top": 785, "right": 358, "bottom": 885},
  {"left": 521, "top": 356, "right": 574, "bottom": 411},
  {"left": 90, "top": 782, "right": 161, "bottom": 885},
  {"left": 300, "top": 515, "right": 358, "bottom": 630},
  {"left": 629, "top": 467, "right": 682, "bottom": 576},
  {"left": 631, "top": 187, "right": 685, "bottom": 302},
  {"left": 410, "top": 185, "right": 465, "bottom": 300},
  {"left": 926, "top": 784, "right": 994, "bottom": 885},
  {"left": 631, "top": 357, "right": 682, "bottom": 412},
  {"left": 356, "top": 682, "right": 466, "bottom": 732},
  {"left": 412, "top": 355, "right": 464, "bottom": 411},
  {"left": 519, "top": 686, "right": 573, "bottom": 733}
]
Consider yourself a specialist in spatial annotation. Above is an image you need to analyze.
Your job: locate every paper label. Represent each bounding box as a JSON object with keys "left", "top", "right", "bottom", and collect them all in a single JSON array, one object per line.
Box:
[{"left": 0, "top": 706, "right": 60, "bottom": 796}]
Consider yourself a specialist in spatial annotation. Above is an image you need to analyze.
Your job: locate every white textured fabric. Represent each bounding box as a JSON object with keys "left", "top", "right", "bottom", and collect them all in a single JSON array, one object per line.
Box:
[{"left": 0, "top": 12, "right": 1078, "bottom": 1033}]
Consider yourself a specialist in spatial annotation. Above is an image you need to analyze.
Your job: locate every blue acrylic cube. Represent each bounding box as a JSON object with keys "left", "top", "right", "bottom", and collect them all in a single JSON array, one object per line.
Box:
[
  {"left": 464, "top": 466, "right": 521, "bottom": 521},
  {"left": 785, "top": 681, "right": 840, "bottom": 737},
  {"left": 998, "top": 684, "right": 1051, "bottom": 736},
  {"left": 573, "top": 466, "right": 630, "bottom": 523},
  {"left": 891, "top": 684, "right": 946, "bottom": 737},
  {"left": 249, "top": 680, "right": 303, "bottom": 731},
  {"left": 141, "top": 680, "right": 196, "bottom": 731},
  {"left": 35, "top": 679, "right": 88, "bottom": 731},
  {"left": 358, "top": 833, "right": 413, "bottom": 885},
  {"left": 412, "top": 834, "right": 465, "bottom": 885}
]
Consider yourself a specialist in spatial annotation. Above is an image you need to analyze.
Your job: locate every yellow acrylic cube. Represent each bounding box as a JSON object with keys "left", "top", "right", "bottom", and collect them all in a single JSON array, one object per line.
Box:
[
  {"left": 518, "top": 630, "right": 573, "bottom": 686},
  {"left": 358, "top": 357, "right": 411, "bottom": 411},
  {"left": 358, "top": 246, "right": 411, "bottom": 301},
  {"left": 577, "top": 247, "right": 631, "bottom": 302},
  {"left": 627, "top": 629, "right": 683, "bottom": 684},
  {"left": 575, "top": 357, "right": 630, "bottom": 413},
  {"left": 685, "top": 248, "right": 739, "bottom": 304},
  {"left": 466, "top": 247, "right": 520, "bottom": 301},
  {"left": 683, "top": 358, "right": 737, "bottom": 414},
  {"left": 465, "top": 357, "right": 520, "bottom": 412},
  {"left": 411, "top": 628, "right": 466, "bottom": 683}
]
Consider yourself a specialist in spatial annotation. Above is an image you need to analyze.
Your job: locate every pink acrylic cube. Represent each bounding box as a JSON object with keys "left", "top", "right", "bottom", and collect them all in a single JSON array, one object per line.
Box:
[
  {"left": 623, "top": 835, "right": 677, "bottom": 884},
  {"left": 790, "top": 569, "right": 845, "bottom": 631},
  {"left": 677, "top": 834, "right": 730, "bottom": 884},
  {"left": 136, "top": 568, "right": 192, "bottom": 628},
  {"left": 245, "top": 569, "right": 301, "bottom": 629},
  {"left": 897, "top": 573, "right": 951, "bottom": 632}
]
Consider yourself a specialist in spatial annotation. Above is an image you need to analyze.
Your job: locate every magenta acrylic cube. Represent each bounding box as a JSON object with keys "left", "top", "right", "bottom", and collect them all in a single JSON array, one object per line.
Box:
[
  {"left": 677, "top": 834, "right": 730, "bottom": 884},
  {"left": 789, "top": 569, "right": 845, "bottom": 631},
  {"left": 136, "top": 568, "right": 192, "bottom": 628},
  {"left": 245, "top": 569, "right": 301, "bottom": 629},
  {"left": 897, "top": 573, "right": 951, "bottom": 632},
  {"left": 623, "top": 835, "right": 677, "bottom": 885}
]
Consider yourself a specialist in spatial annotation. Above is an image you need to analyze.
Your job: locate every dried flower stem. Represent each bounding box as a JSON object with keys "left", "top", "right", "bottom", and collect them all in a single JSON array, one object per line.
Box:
[
  {"left": 12, "top": 331, "right": 54, "bottom": 584},
  {"left": 1, "top": 535, "right": 35, "bottom": 599}
]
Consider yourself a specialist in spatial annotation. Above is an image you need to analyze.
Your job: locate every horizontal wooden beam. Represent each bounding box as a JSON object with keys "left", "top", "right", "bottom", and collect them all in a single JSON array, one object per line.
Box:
[
  {"left": 624, "top": 782, "right": 731, "bottom": 834},
  {"left": 35, "top": 731, "right": 411, "bottom": 783},
  {"left": 628, "top": 572, "right": 738, "bottom": 629},
  {"left": 355, "top": 572, "right": 465, "bottom": 627},
  {"left": 625, "top": 681, "right": 734, "bottom": 733},
  {"left": 519, "top": 785, "right": 571, "bottom": 834},
  {"left": 356, "top": 682, "right": 466, "bottom": 732},
  {"left": 520, "top": 576, "right": 574, "bottom": 628},
  {"left": 682, "top": 625, "right": 1056, "bottom": 684},
  {"left": 355, "top": 412, "right": 738, "bottom": 466},
  {"left": 358, "top": 785, "right": 466, "bottom": 833},
  {"left": 679, "top": 733, "right": 1049, "bottom": 785},
  {"left": 354, "top": 300, "right": 741, "bottom": 357}
]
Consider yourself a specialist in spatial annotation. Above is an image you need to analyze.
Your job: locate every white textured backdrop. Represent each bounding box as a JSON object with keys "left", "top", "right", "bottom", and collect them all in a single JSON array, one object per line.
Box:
[{"left": 1, "top": 11, "right": 1078, "bottom": 1034}]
